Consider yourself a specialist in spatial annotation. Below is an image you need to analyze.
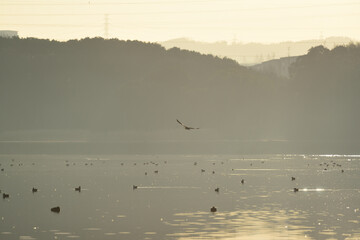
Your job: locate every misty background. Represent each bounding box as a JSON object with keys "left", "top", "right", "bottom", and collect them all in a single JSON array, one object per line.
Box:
[
  {"left": 160, "top": 36, "right": 354, "bottom": 65},
  {"left": 0, "top": 37, "right": 359, "bottom": 154}
]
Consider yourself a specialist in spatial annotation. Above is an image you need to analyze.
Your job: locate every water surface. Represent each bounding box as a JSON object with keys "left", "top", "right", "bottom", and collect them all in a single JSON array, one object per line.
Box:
[{"left": 0, "top": 154, "right": 359, "bottom": 239}]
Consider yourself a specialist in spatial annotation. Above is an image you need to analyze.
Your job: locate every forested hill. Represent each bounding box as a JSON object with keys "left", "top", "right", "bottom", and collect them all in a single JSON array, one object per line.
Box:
[
  {"left": 0, "top": 37, "right": 279, "bottom": 135},
  {"left": 0, "top": 37, "right": 359, "bottom": 153},
  {"left": 288, "top": 44, "right": 360, "bottom": 143}
]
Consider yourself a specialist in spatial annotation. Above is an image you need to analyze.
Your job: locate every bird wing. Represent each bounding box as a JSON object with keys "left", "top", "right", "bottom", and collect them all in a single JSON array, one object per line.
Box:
[
  {"left": 176, "top": 119, "right": 199, "bottom": 130},
  {"left": 176, "top": 119, "right": 185, "bottom": 127}
]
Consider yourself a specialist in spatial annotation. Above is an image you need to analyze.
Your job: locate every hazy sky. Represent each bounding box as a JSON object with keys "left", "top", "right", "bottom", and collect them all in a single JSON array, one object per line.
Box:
[{"left": 1, "top": 0, "right": 360, "bottom": 43}]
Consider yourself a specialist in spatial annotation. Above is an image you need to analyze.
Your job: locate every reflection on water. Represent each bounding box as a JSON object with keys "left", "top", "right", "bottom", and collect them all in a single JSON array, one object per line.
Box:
[
  {"left": 19, "top": 236, "right": 36, "bottom": 240},
  {"left": 167, "top": 209, "right": 311, "bottom": 240},
  {"left": 0, "top": 154, "right": 359, "bottom": 240},
  {"left": 139, "top": 186, "right": 200, "bottom": 189}
]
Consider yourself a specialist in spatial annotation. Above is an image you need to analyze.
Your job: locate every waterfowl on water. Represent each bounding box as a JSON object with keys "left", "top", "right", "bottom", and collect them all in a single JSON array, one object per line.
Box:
[
  {"left": 215, "top": 188, "right": 219, "bottom": 193},
  {"left": 210, "top": 206, "right": 217, "bottom": 212},
  {"left": 32, "top": 187, "right": 38, "bottom": 193},
  {"left": 51, "top": 206, "right": 60, "bottom": 213},
  {"left": 75, "top": 186, "right": 81, "bottom": 192}
]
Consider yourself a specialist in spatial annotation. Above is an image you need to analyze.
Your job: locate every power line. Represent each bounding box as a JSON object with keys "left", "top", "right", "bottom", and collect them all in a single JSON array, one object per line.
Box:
[
  {"left": 3, "top": 23, "right": 359, "bottom": 31},
  {"left": 0, "top": 13, "right": 103, "bottom": 16},
  {"left": 1, "top": 12, "right": 359, "bottom": 17},
  {"left": 1, "top": 0, "right": 359, "bottom": 8},
  {"left": 2, "top": 23, "right": 102, "bottom": 27},
  {"left": 0, "top": 0, "right": 220, "bottom": 5}
]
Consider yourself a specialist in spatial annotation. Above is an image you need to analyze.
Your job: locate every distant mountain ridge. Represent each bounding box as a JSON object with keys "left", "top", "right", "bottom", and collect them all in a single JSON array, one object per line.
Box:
[
  {"left": 251, "top": 56, "right": 298, "bottom": 78},
  {"left": 160, "top": 36, "right": 354, "bottom": 65}
]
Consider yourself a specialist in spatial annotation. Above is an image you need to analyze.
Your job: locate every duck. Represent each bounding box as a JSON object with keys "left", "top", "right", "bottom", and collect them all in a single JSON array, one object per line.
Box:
[
  {"left": 2, "top": 193, "right": 9, "bottom": 199},
  {"left": 133, "top": 185, "right": 138, "bottom": 190},
  {"left": 215, "top": 188, "right": 219, "bottom": 193},
  {"left": 293, "top": 188, "right": 299, "bottom": 192},
  {"left": 75, "top": 186, "right": 81, "bottom": 192},
  {"left": 241, "top": 179, "right": 245, "bottom": 184},
  {"left": 51, "top": 206, "right": 60, "bottom": 213},
  {"left": 291, "top": 177, "right": 296, "bottom": 181},
  {"left": 32, "top": 187, "right": 38, "bottom": 193},
  {"left": 210, "top": 206, "right": 217, "bottom": 212}
]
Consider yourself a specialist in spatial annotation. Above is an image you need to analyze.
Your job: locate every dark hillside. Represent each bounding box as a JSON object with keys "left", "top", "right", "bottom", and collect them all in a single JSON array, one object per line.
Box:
[
  {"left": 288, "top": 44, "right": 360, "bottom": 142},
  {"left": 0, "top": 37, "right": 280, "bottom": 135},
  {"left": 0, "top": 37, "right": 359, "bottom": 153}
]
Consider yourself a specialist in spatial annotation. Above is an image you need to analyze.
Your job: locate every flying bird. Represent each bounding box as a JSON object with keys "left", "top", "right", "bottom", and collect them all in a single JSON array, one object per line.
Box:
[{"left": 176, "top": 119, "right": 199, "bottom": 130}]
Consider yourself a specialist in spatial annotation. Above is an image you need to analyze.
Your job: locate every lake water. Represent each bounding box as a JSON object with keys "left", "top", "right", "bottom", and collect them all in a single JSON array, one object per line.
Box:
[{"left": 0, "top": 154, "right": 359, "bottom": 240}]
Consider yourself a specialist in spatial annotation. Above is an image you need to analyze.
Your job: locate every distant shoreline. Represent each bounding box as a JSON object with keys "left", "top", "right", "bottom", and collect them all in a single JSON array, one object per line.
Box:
[{"left": 0, "top": 140, "right": 358, "bottom": 155}]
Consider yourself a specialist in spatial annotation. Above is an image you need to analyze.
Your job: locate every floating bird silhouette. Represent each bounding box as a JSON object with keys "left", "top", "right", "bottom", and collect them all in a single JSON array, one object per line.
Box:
[
  {"left": 51, "top": 206, "right": 60, "bottom": 213},
  {"left": 176, "top": 119, "right": 199, "bottom": 130}
]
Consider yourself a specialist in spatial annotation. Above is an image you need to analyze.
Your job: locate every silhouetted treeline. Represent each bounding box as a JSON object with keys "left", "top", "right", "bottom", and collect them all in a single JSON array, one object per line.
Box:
[
  {"left": 0, "top": 37, "right": 359, "bottom": 152},
  {"left": 0, "top": 37, "right": 280, "bottom": 135},
  {"left": 288, "top": 44, "right": 360, "bottom": 142}
]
